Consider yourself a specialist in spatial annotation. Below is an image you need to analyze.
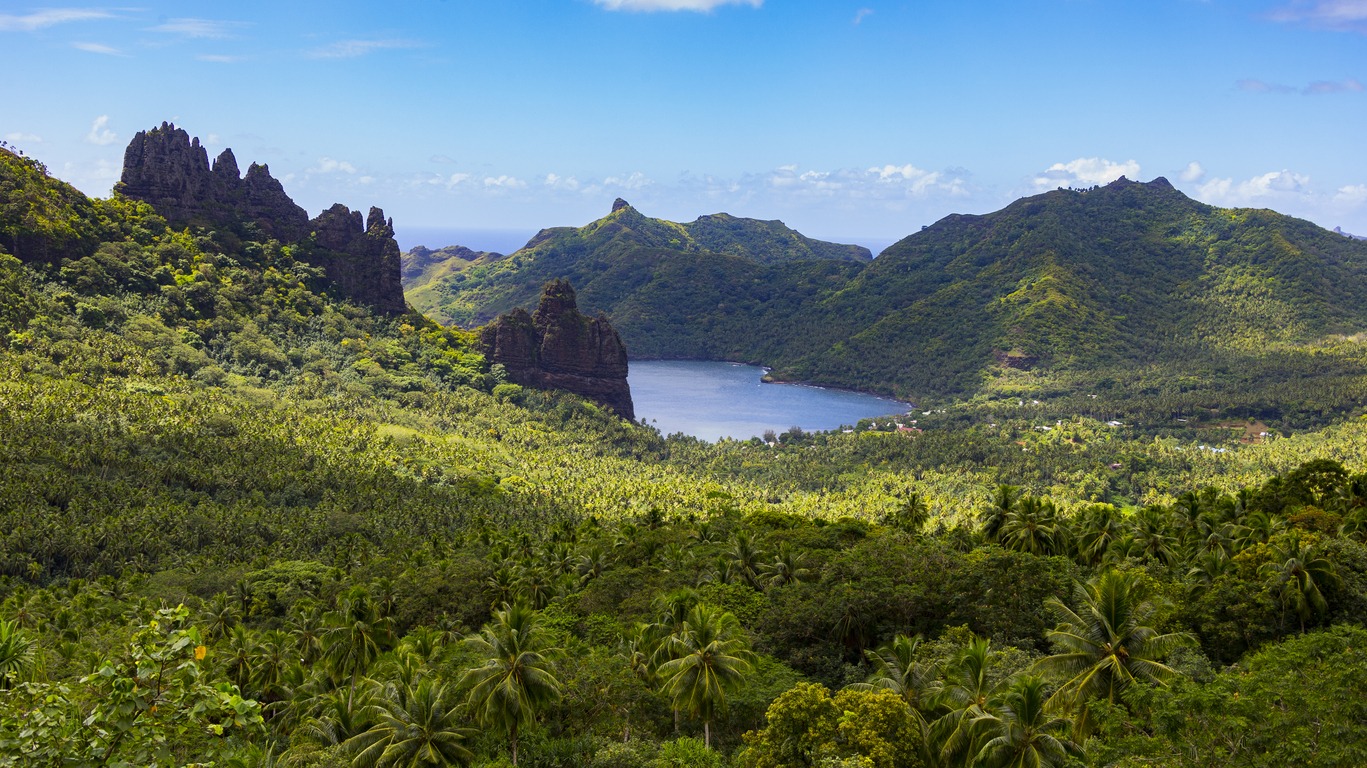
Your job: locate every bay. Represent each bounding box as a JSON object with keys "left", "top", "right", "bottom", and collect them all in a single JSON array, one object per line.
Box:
[{"left": 629, "top": 360, "right": 907, "bottom": 441}]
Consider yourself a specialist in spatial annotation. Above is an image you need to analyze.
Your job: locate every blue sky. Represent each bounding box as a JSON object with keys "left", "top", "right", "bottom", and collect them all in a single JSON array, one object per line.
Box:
[{"left": 2, "top": 0, "right": 1365, "bottom": 251}]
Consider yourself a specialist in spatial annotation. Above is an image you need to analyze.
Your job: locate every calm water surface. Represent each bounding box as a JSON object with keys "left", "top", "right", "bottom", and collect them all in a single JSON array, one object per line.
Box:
[{"left": 629, "top": 360, "right": 907, "bottom": 441}]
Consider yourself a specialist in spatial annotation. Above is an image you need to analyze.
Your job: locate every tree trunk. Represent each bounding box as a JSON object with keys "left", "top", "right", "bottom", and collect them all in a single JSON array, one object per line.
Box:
[
  {"left": 511, "top": 721, "right": 519, "bottom": 766},
  {"left": 704, "top": 720, "right": 711, "bottom": 749}
]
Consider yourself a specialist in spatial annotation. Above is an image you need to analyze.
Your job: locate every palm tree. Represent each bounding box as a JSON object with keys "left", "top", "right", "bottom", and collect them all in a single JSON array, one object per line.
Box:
[
  {"left": 887, "top": 491, "right": 932, "bottom": 534},
  {"left": 758, "top": 542, "right": 811, "bottom": 589},
  {"left": 727, "top": 532, "right": 764, "bottom": 589},
  {"left": 1033, "top": 570, "right": 1193, "bottom": 718},
  {"left": 460, "top": 603, "right": 562, "bottom": 766},
  {"left": 658, "top": 605, "right": 755, "bottom": 749},
  {"left": 0, "top": 619, "right": 36, "bottom": 689},
  {"left": 1259, "top": 534, "right": 1340, "bottom": 632},
  {"left": 344, "top": 679, "right": 476, "bottom": 768},
  {"left": 1000, "top": 496, "right": 1059, "bottom": 556},
  {"left": 323, "top": 588, "right": 391, "bottom": 708},
  {"left": 971, "top": 676, "right": 1081, "bottom": 768},
  {"left": 848, "top": 633, "right": 939, "bottom": 721},
  {"left": 1126, "top": 506, "right": 1180, "bottom": 566},
  {"left": 928, "top": 634, "right": 1007, "bottom": 766},
  {"left": 1075, "top": 503, "right": 1124, "bottom": 565},
  {"left": 980, "top": 484, "right": 1020, "bottom": 543}
]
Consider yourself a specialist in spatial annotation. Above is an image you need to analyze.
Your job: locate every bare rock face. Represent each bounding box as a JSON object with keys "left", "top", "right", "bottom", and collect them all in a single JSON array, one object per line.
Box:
[
  {"left": 116, "top": 122, "right": 405, "bottom": 314},
  {"left": 479, "top": 279, "right": 634, "bottom": 420},
  {"left": 302, "top": 204, "right": 407, "bottom": 315}
]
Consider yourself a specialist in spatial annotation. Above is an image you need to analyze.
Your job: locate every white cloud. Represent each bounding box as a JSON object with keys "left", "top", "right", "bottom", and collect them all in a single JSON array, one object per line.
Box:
[
  {"left": 85, "top": 115, "right": 116, "bottom": 146},
  {"left": 3, "top": 132, "right": 42, "bottom": 143},
  {"left": 604, "top": 172, "right": 653, "bottom": 190},
  {"left": 196, "top": 54, "right": 244, "bottom": 63},
  {"left": 316, "top": 157, "right": 357, "bottom": 174},
  {"left": 0, "top": 9, "right": 113, "bottom": 32},
  {"left": 72, "top": 41, "right": 124, "bottom": 56},
  {"left": 307, "top": 39, "right": 423, "bottom": 59},
  {"left": 593, "top": 0, "right": 762, "bottom": 11},
  {"left": 484, "top": 175, "right": 526, "bottom": 189},
  {"left": 1269, "top": 0, "right": 1367, "bottom": 33},
  {"left": 148, "top": 18, "right": 249, "bottom": 39},
  {"left": 545, "top": 173, "right": 581, "bottom": 191},
  {"left": 853, "top": 8, "right": 874, "bottom": 24},
  {"left": 1180, "top": 161, "right": 1205, "bottom": 182},
  {"left": 1197, "top": 170, "right": 1312, "bottom": 206},
  {"left": 1334, "top": 184, "right": 1367, "bottom": 203},
  {"left": 1033, "top": 157, "right": 1141, "bottom": 189},
  {"left": 446, "top": 173, "right": 472, "bottom": 187}
]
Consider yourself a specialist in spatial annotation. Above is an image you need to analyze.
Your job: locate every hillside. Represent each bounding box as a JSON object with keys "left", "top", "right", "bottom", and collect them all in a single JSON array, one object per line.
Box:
[
  {"left": 5, "top": 130, "right": 1367, "bottom": 767},
  {"left": 401, "top": 199, "right": 871, "bottom": 361},
  {"left": 414, "top": 177, "right": 1367, "bottom": 423}
]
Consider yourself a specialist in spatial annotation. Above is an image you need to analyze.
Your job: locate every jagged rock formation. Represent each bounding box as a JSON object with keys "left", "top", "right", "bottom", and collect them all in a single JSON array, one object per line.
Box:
[
  {"left": 117, "top": 122, "right": 405, "bottom": 314},
  {"left": 304, "top": 204, "right": 407, "bottom": 315},
  {"left": 479, "top": 280, "right": 634, "bottom": 419}
]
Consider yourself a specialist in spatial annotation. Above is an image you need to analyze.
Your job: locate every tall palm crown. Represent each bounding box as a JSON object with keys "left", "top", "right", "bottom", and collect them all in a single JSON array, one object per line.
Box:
[
  {"left": 849, "top": 633, "right": 940, "bottom": 720},
  {"left": 460, "top": 603, "right": 562, "bottom": 766},
  {"left": 1033, "top": 569, "right": 1194, "bottom": 710},
  {"left": 344, "top": 679, "right": 476, "bottom": 768},
  {"left": 658, "top": 604, "right": 755, "bottom": 748},
  {"left": 1259, "top": 534, "right": 1340, "bottom": 632},
  {"left": 971, "top": 676, "right": 1081, "bottom": 768}
]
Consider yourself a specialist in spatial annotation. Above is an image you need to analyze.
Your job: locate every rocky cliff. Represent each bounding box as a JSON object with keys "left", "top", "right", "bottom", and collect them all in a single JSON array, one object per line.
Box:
[
  {"left": 117, "top": 122, "right": 406, "bottom": 314},
  {"left": 479, "top": 279, "right": 634, "bottom": 419}
]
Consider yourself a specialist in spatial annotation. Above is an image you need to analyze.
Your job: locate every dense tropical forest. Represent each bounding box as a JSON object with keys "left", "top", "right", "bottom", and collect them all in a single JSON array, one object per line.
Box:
[{"left": 3, "top": 137, "right": 1367, "bottom": 767}]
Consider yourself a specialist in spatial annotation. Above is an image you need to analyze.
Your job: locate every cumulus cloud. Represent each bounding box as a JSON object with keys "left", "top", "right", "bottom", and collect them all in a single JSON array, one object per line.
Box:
[
  {"left": 604, "top": 172, "right": 653, "bottom": 190},
  {"left": 1197, "top": 170, "right": 1312, "bottom": 206},
  {"left": 484, "top": 175, "right": 527, "bottom": 189},
  {"left": 316, "top": 157, "right": 357, "bottom": 174},
  {"left": 1334, "top": 184, "right": 1367, "bottom": 203},
  {"left": 1239, "top": 77, "right": 1363, "bottom": 94},
  {"left": 148, "top": 18, "right": 249, "bottom": 39},
  {"left": 1033, "top": 158, "right": 1141, "bottom": 189},
  {"left": 544, "top": 173, "right": 580, "bottom": 191},
  {"left": 593, "top": 0, "right": 762, "bottom": 11},
  {"left": 1268, "top": 0, "right": 1367, "bottom": 33},
  {"left": 72, "top": 41, "right": 124, "bottom": 56},
  {"left": 0, "top": 9, "right": 113, "bottom": 31},
  {"left": 1180, "top": 161, "right": 1205, "bottom": 182},
  {"left": 307, "top": 39, "right": 423, "bottom": 59},
  {"left": 85, "top": 115, "right": 116, "bottom": 146},
  {"left": 446, "top": 173, "right": 472, "bottom": 188}
]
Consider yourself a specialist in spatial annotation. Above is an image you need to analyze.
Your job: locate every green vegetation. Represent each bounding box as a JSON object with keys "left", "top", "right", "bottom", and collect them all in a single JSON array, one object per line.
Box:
[
  {"left": 3, "top": 144, "right": 1367, "bottom": 766},
  {"left": 410, "top": 178, "right": 1367, "bottom": 430}
]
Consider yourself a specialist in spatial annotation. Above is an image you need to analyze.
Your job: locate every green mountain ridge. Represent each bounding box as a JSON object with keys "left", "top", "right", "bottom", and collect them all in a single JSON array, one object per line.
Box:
[{"left": 409, "top": 177, "right": 1367, "bottom": 422}]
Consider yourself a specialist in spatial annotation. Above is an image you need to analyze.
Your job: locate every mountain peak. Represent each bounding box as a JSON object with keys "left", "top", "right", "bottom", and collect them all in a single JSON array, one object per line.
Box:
[{"left": 611, "top": 197, "right": 632, "bottom": 213}]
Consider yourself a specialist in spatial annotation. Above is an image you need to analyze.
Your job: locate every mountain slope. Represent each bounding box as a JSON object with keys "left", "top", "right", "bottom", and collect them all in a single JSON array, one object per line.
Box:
[
  {"left": 401, "top": 199, "right": 871, "bottom": 338},
  {"left": 412, "top": 177, "right": 1367, "bottom": 420}
]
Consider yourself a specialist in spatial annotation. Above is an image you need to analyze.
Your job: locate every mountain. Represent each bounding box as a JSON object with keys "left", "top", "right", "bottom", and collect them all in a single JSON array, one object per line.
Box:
[
  {"left": 402, "top": 199, "right": 872, "bottom": 361},
  {"left": 777, "top": 177, "right": 1367, "bottom": 400},
  {"left": 413, "top": 177, "right": 1367, "bottom": 419}
]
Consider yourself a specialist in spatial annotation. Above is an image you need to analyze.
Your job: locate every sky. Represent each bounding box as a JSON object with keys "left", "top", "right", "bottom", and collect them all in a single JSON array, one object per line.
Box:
[{"left": 2, "top": 0, "right": 1365, "bottom": 253}]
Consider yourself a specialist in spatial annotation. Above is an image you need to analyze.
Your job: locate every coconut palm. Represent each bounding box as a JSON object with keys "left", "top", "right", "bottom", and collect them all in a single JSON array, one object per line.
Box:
[
  {"left": 1259, "top": 534, "right": 1340, "bottom": 632},
  {"left": 758, "top": 542, "right": 812, "bottom": 589},
  {"left": 971, "top": 676, "right": 1081, "bottom": 768},
  {"left": 323, "top": 588, "right": 392, "bottom": 707},
  {"left": 1033, "top": 570, "right": 1193, "bottom": 717},
  {"left": 980, "top": 484, "right": 1021, "bottom": 542},
  {"left": 658, "top": 605, "right": 755, "bottom": 749},
  {"left": 460, "top": 603, "right": 562, "bottom": 766},
  {"left": 1075, "top": 503, "right": 1124, "bottom": 565},
  {"left": 1000, "top": 496, "right": 1060, "bottom": 556},
  {"left": 849, "top": 633, "right": 940, "bottom": 720},
  {"left": 0, "top": 619, "right": 36, "bottom": 689},
  {"left": 928, "top": 634, "right": 1009, "bottom": 766},
  {"left": 344, "top": 679, "right": 476, "bottom": 768}
]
